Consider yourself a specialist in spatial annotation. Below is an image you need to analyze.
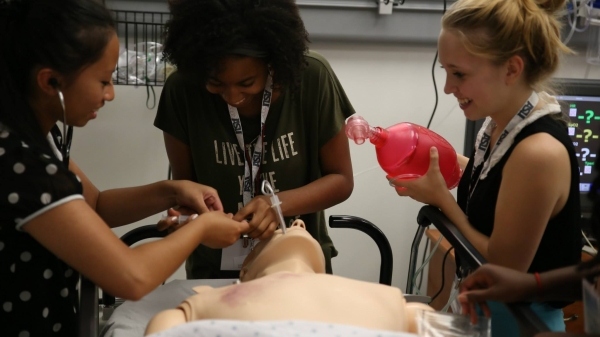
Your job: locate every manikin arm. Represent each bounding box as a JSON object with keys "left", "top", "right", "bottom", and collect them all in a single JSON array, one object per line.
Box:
[
  {"left": 145, "top": 309, "right": 187, "bottom": 335},
  {"left": 145, "top": 286, "right": 214, "bottom": 335}
]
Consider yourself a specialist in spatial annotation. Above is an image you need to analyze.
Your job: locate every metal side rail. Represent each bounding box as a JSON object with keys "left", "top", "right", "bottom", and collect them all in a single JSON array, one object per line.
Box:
[
  {"left": 102, "top": 225, "right": 168, "bottom": 309},
  {"left": 78, "top": 224, "right": 168, "bottom": 337},
  {"left": 416, "top": 205, "right": 550, "bottom": 337},
  {"left": 79, "top": 276, "right": 99, "bottom": 337},
  {"left": 329, "top": 215, "right": 393, "bottom": 286}
]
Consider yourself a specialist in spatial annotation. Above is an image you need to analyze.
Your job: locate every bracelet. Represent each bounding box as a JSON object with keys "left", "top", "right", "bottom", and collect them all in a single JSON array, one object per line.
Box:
[{"left": 534, "top": 272, "right": 543, "bottom": 298}]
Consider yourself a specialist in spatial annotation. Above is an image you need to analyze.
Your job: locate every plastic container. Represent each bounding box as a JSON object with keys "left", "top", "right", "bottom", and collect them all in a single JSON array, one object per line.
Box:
[
  {"left": 417, "top": 310, "right": 491, "bottom": 337},
  {"left": 346, "top": 115, "right": 461, "bottom": 189}
]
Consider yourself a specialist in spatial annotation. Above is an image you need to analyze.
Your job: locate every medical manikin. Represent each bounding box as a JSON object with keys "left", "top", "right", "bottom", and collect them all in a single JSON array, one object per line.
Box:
[{"left": 145, "top": 220, "right": 432, "bottom": 335}]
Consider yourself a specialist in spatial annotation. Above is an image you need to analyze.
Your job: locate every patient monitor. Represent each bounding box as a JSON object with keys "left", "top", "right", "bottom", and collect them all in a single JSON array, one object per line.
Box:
[
  {"left": 144, "top": 220, "right": 433, "bottom": 335},
  {"left": 556, "top": 89, "right": 600, "bottom": 208}
]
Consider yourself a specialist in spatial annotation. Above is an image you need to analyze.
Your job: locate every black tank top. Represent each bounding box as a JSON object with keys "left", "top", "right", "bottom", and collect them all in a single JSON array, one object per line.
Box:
[{"left": 457, "top": 115, "right": 582, "bottom": 305}]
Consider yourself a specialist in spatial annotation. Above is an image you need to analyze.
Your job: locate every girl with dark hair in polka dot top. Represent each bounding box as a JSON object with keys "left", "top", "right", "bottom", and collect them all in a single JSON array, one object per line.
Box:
[{"left": 0, "top": 0, "right": 250, "bottom": 335}]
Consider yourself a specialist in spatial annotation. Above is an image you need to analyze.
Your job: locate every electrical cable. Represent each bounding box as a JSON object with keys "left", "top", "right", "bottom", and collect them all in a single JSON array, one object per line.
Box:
[
  {"left": 426, "top": 0, "right": 446, "bottom": 129},
  {"left": 430, "top": 247, "right": 454, "bottom": 302},
  {"left": 146, "top": 82, "right": 156, "bottom": 109},
  {"left": 427, "top": 51, "right": 439, "bottom": 130}
]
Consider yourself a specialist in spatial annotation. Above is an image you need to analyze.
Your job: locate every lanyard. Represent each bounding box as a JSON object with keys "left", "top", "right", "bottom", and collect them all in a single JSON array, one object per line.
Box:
[
  {"left": 227, "top": 75, "right": 273, "bottom": 206},
  {"left": 466, "top": 91, "right": 539, "bottom": 213}
]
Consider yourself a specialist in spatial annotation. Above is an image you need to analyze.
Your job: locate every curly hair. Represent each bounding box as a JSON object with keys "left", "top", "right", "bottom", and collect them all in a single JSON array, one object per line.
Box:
[{"left": 163, "top": 0, "right": 309, "bottom": 92}]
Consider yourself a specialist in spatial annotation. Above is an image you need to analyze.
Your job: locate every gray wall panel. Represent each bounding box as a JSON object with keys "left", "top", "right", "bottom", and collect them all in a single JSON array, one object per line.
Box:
[{"left": 106, "top": 0, "right": 588, "bottom": 47}]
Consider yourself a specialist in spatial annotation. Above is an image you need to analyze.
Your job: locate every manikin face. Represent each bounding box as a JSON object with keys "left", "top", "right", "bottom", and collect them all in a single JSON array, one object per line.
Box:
[
  {"left": 240, "top": 220, "right": 326, "bottom": 281},
  {"left": 438, "top": 29, "right": 509, "bottom": 121},
  {"left": 60, "top": 31, "right": 119, "bottom": 127},
  {"left": 205, "top": 56, "right": 269, "bottom": 111}
]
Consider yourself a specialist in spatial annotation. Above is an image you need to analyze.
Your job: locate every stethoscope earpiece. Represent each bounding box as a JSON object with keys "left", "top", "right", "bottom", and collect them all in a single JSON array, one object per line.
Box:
[{"left": 49, "top": 78, "right": 59, "bottom": 88}]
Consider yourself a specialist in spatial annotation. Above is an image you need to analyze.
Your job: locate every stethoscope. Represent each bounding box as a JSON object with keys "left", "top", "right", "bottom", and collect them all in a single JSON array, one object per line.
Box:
[{"left": 56, "top": 89, "right": 73, "bottom": 167}]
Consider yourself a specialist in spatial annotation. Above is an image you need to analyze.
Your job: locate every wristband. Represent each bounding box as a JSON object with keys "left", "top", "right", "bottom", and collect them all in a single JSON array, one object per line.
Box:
[{"left": 534, "top": 272, "right": 542, "bottom": 298}]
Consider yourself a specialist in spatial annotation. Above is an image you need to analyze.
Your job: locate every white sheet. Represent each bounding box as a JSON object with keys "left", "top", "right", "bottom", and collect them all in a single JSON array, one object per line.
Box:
[
  {"left": 100, "top": 279, "right": 236, "bottom": 337},
  {"left": 147, "top": 320, "right": 418, "bottom": 337}
]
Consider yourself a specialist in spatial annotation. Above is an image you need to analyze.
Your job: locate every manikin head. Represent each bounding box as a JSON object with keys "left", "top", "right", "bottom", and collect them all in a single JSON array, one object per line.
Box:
[{"left": 240, "top": 220, "right": 325, "bottom": 282}]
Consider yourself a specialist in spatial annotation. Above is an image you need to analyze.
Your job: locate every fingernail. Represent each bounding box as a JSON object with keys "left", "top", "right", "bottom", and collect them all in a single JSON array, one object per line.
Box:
[
  {"left": 191, "top": 214, "right": 198, "bottom": 220},
  {"left": 170, "top": 216, "right": 177, "bottom": 222}
]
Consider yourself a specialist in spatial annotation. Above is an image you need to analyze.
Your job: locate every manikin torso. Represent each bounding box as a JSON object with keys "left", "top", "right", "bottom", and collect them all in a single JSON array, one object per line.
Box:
[
  {"left": 145, "top": 221, "right": 431, "bottom": 335},
  {"left": 179, "top": 272, "right": 408, "bottom": 330}
]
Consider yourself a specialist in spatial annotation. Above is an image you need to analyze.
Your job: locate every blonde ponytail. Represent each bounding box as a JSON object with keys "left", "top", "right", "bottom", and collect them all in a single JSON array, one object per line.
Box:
[{"left": 536, "top": 0, "right": 568, "bottom": 14}]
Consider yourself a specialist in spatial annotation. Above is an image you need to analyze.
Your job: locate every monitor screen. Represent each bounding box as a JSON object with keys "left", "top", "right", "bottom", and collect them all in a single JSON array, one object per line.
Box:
[
  {"left": 555, "top": 94, "right": 600, "bottom": 195},
  {"left": 555, "top": 78, "right": 600, "bottom": 214}
]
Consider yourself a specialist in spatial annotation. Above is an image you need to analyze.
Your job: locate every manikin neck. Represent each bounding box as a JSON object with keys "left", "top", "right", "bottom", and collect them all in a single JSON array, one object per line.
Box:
[{"left": 256, "top": 255, "right": 318, "bottom": 279}]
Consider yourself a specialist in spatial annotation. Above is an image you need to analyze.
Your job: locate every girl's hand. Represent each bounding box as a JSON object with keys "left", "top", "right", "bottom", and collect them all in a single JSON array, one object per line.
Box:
[
  {"left": 173, "top": 181, "right": 223, "bottom": 214},
  {"left": 233, "top": 195, "right": 279, "bottom": 240},
  {"left": 458, "top": 264, "right": 537, "bottom": 324},
  {"left": 196, "top": 211, "right": 250, "bottom": 249},
  {"left": 387, "top": 147, "right": 451, "bottom": 208}
]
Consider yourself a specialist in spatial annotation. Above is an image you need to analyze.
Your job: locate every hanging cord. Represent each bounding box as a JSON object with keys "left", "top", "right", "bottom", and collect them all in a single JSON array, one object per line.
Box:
[
  {"left": 145, "top": 77, "right": 156, "bottom": 110},
  {"left": 427, "top": 50, "right": 439, "bottom": 129},
  {"left": 426, "top": 0, "right": 446, "bottom": 129},
  {"left": 430, "top": 247, "right": 454, "bottom": 302}
]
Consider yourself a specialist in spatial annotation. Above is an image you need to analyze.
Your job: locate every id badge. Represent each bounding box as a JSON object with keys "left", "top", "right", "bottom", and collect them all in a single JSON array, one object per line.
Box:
[
  {"left": 583, "top": 278, "right": 600, "bottom": 334},
  {"left": 220, "top": 239, "right": 251, "bottom": 270}
]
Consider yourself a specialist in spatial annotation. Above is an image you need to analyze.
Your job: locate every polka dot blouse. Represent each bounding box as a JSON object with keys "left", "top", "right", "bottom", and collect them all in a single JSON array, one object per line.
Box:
[{"left": 0, "top": 123, "right": 84, "bottom": 336}]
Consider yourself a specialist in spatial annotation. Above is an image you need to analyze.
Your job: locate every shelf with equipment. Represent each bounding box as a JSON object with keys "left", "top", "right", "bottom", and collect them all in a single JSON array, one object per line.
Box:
[{"left": 110, "top": 10, "right": 173, "bottom": 87}]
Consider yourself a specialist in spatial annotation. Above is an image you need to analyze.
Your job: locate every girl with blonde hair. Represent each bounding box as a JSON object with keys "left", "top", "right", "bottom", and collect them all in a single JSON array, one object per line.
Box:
[{"left": 391, "top": 0, "right": 581, "bottom": 334}]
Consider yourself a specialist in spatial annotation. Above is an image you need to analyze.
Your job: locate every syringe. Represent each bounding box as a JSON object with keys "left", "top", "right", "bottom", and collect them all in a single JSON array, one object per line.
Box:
[
  {"left": 160, "top": 214, "right": 190, "bottom": 224},
  {"left": 261, "top": 180, "right": 286, "bottom": 234}
]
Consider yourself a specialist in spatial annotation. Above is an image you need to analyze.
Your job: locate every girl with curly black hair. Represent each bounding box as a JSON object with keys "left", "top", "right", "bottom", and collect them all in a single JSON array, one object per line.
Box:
[
  {"left": 155, "top": 0, "right": 355, "bottom": 278},
  {"left": 0, "top": 0, "right": 248, "bottom": 334}
]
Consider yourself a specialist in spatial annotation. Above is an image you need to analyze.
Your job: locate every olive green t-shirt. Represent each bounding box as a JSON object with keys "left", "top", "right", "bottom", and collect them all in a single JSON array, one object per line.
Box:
[{"left": 154, "top": 51, "right": 355, "bottom": 279}]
